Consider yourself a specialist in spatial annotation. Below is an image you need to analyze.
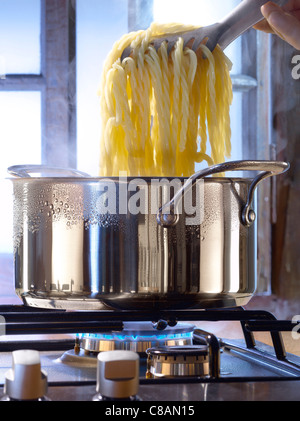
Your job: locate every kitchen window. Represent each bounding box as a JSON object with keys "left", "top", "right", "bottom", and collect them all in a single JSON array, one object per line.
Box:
[
  {"left": 0, "top": 0, "right": 76, "bottom": 303},
  {"left": 0, "top": 0, "right": 298, "bottom": 305}
]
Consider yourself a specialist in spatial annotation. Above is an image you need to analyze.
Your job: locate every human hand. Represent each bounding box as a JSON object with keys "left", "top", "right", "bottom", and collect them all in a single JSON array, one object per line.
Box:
[{"left": 254, "top": 1, "right": 300, "bottom": 49}]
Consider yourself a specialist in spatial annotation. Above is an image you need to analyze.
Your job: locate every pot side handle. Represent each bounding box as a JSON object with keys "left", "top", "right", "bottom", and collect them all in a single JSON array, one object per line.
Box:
[{"left": 156, "top": 160, "right": 290, "bottom": 228}]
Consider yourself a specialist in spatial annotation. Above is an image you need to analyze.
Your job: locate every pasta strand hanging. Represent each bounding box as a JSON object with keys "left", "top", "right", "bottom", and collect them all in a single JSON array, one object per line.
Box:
[{"left": 98, "top": 22, "right": 233, "bottom": 177}]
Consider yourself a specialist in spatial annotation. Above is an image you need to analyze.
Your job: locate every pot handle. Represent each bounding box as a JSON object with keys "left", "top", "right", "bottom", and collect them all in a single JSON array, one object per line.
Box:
[
  {"left": 157, "top": 160, "right": 290, "bottom": 228},
  {"left": 7, "top": 165, "right": 90, "bottom": 178}
]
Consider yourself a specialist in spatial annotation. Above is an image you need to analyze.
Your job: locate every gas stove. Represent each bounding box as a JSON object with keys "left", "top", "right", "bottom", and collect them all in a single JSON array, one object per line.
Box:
[{"left": 0, "top": 305, "right": 300, "bottom": 402}]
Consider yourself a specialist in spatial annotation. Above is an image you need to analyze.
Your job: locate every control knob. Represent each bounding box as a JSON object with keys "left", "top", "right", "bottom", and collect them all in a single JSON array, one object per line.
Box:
[
  {"left": 1, "top": 350, "right": 49, "bottom": 401},
  {"left": 93, "top": 350, "right": 140, "bottom": 401}
]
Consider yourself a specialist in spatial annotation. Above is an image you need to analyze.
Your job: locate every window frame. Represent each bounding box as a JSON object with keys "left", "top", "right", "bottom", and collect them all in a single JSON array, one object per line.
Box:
[{"left": 0, "top": 0, "right": 77, "bottom": 168}]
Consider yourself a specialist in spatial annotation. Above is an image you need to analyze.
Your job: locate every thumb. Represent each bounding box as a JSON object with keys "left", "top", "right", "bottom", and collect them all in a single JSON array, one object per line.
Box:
[{"left": 261, "top": 2, "right": 300, "bottom": 50}]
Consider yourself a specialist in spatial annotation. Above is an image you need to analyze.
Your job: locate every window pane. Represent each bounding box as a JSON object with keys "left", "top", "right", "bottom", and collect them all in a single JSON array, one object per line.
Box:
[
  {"left": 76, "top": 0, "right": 128, "bottom": 176},
  {"left": 0, "top": 91, "right": 41, "bottom": 304},
  {"left": 0, "top": 0, "right": 41, "bottom": 75},
  {"left": 0, "top": 92, "right": 41, "bottom": 253}
]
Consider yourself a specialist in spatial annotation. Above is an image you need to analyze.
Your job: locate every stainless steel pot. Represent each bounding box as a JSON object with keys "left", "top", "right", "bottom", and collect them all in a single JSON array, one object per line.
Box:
[{"left": 8, "top": 160, "right": 289, "bottom": 311}]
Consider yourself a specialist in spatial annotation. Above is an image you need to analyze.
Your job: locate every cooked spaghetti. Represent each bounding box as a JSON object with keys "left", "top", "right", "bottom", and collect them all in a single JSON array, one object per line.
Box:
[{"left": 98, "top": 22, "right": 233, "bottom": 177}]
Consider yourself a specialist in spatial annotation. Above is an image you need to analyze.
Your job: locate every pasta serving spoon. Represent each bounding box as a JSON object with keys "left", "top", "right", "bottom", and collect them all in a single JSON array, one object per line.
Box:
[{"left": 121, "top": 0, "right": 288, "bottom": 60}]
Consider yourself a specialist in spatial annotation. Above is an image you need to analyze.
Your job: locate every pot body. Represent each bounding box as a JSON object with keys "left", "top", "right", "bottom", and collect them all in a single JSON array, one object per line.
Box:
[{"left": 12, "top": 176, "right": 256, "bottom": 310}]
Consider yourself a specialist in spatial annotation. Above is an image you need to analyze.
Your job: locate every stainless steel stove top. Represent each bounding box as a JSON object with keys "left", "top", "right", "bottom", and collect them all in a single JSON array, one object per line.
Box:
[{"left": 0, "top": 306, "right": 299, "bottom": 402}]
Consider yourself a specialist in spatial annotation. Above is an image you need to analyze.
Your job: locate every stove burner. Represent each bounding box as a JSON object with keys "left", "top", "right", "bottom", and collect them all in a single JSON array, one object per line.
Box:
[
  {"left": 146, "top": 345, "right": 210, "bottom": 378},
  {"left": 79, "top": 322, "right": 195, "bottom": 354}
]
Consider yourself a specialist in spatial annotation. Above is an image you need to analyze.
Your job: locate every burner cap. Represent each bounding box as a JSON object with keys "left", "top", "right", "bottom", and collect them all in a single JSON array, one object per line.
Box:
[
  {"left": 79, "top": 322, "right": 195, "bottom": 354},
  {"left": 146, "top": 345, "right": 210, "bottom": 379}
]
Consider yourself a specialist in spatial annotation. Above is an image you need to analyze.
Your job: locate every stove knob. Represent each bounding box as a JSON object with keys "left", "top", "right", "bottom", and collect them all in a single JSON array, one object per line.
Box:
[
  {"left": 93, "top": 350, "right": 140, "bottom": 401},
  {"left": 2, "top": 350, "right": 48, "bottom": 401}
]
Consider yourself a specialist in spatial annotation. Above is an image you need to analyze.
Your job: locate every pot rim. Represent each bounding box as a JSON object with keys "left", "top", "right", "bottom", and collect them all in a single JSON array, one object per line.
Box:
[{"left": 8, "top": 175, "right": 253, "bottom": 183}]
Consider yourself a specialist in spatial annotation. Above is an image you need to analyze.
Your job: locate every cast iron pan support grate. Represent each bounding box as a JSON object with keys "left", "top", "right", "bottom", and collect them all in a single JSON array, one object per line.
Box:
[{"left": 0, "top": 305, "right": 298, "bottom": 365}]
